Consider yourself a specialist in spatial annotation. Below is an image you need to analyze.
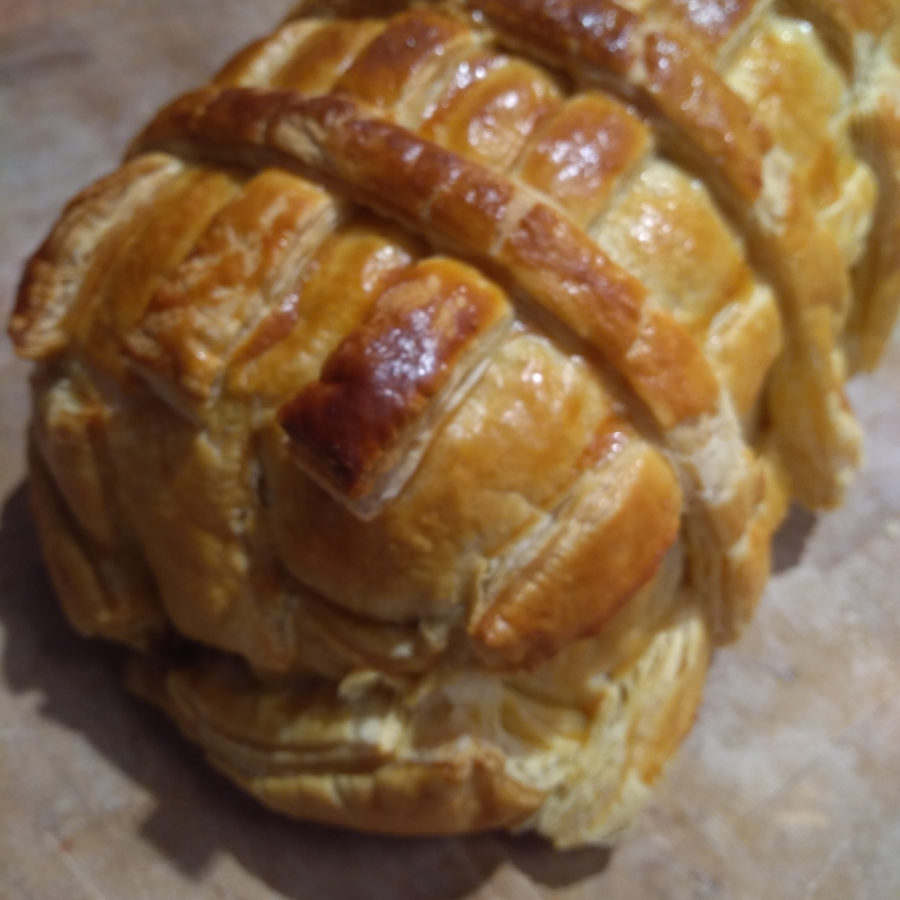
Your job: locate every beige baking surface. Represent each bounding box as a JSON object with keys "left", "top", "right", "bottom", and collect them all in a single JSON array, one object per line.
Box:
[{"left": 1, "top": 2, "right": 899, "bottom": 898}]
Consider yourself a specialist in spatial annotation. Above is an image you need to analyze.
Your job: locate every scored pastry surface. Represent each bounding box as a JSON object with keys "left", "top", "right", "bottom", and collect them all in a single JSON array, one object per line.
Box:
[{"left": 10, "top": 0, "right": 900, "bottom": 846}]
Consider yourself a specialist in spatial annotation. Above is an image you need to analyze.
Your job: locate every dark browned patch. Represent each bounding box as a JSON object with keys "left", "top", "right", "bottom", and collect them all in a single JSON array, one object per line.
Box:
[{"left": 278, "top": 258, "right": 509, "bottom": 498}]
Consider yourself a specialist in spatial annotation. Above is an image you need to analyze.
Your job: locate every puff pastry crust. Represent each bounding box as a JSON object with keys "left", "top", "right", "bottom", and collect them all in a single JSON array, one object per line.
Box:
[{"left": 10, "top": 0, "right": 900, "bottom": 847}]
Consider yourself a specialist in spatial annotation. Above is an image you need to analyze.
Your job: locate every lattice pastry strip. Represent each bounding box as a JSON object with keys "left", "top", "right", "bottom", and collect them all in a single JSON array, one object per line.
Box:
[{"left": 124, "top": 168, "right": 344, "bottom": 411}]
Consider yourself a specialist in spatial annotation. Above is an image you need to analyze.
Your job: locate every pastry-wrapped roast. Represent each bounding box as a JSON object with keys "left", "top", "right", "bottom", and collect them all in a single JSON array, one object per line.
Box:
[{"left": 9, "top": 0, "right": 900, "bottom": 846}]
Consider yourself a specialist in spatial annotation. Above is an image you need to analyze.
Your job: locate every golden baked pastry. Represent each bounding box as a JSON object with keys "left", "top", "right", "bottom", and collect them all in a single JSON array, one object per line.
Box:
[{"left": 9, "top": 0, "right": 900, "bottom": 847}]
